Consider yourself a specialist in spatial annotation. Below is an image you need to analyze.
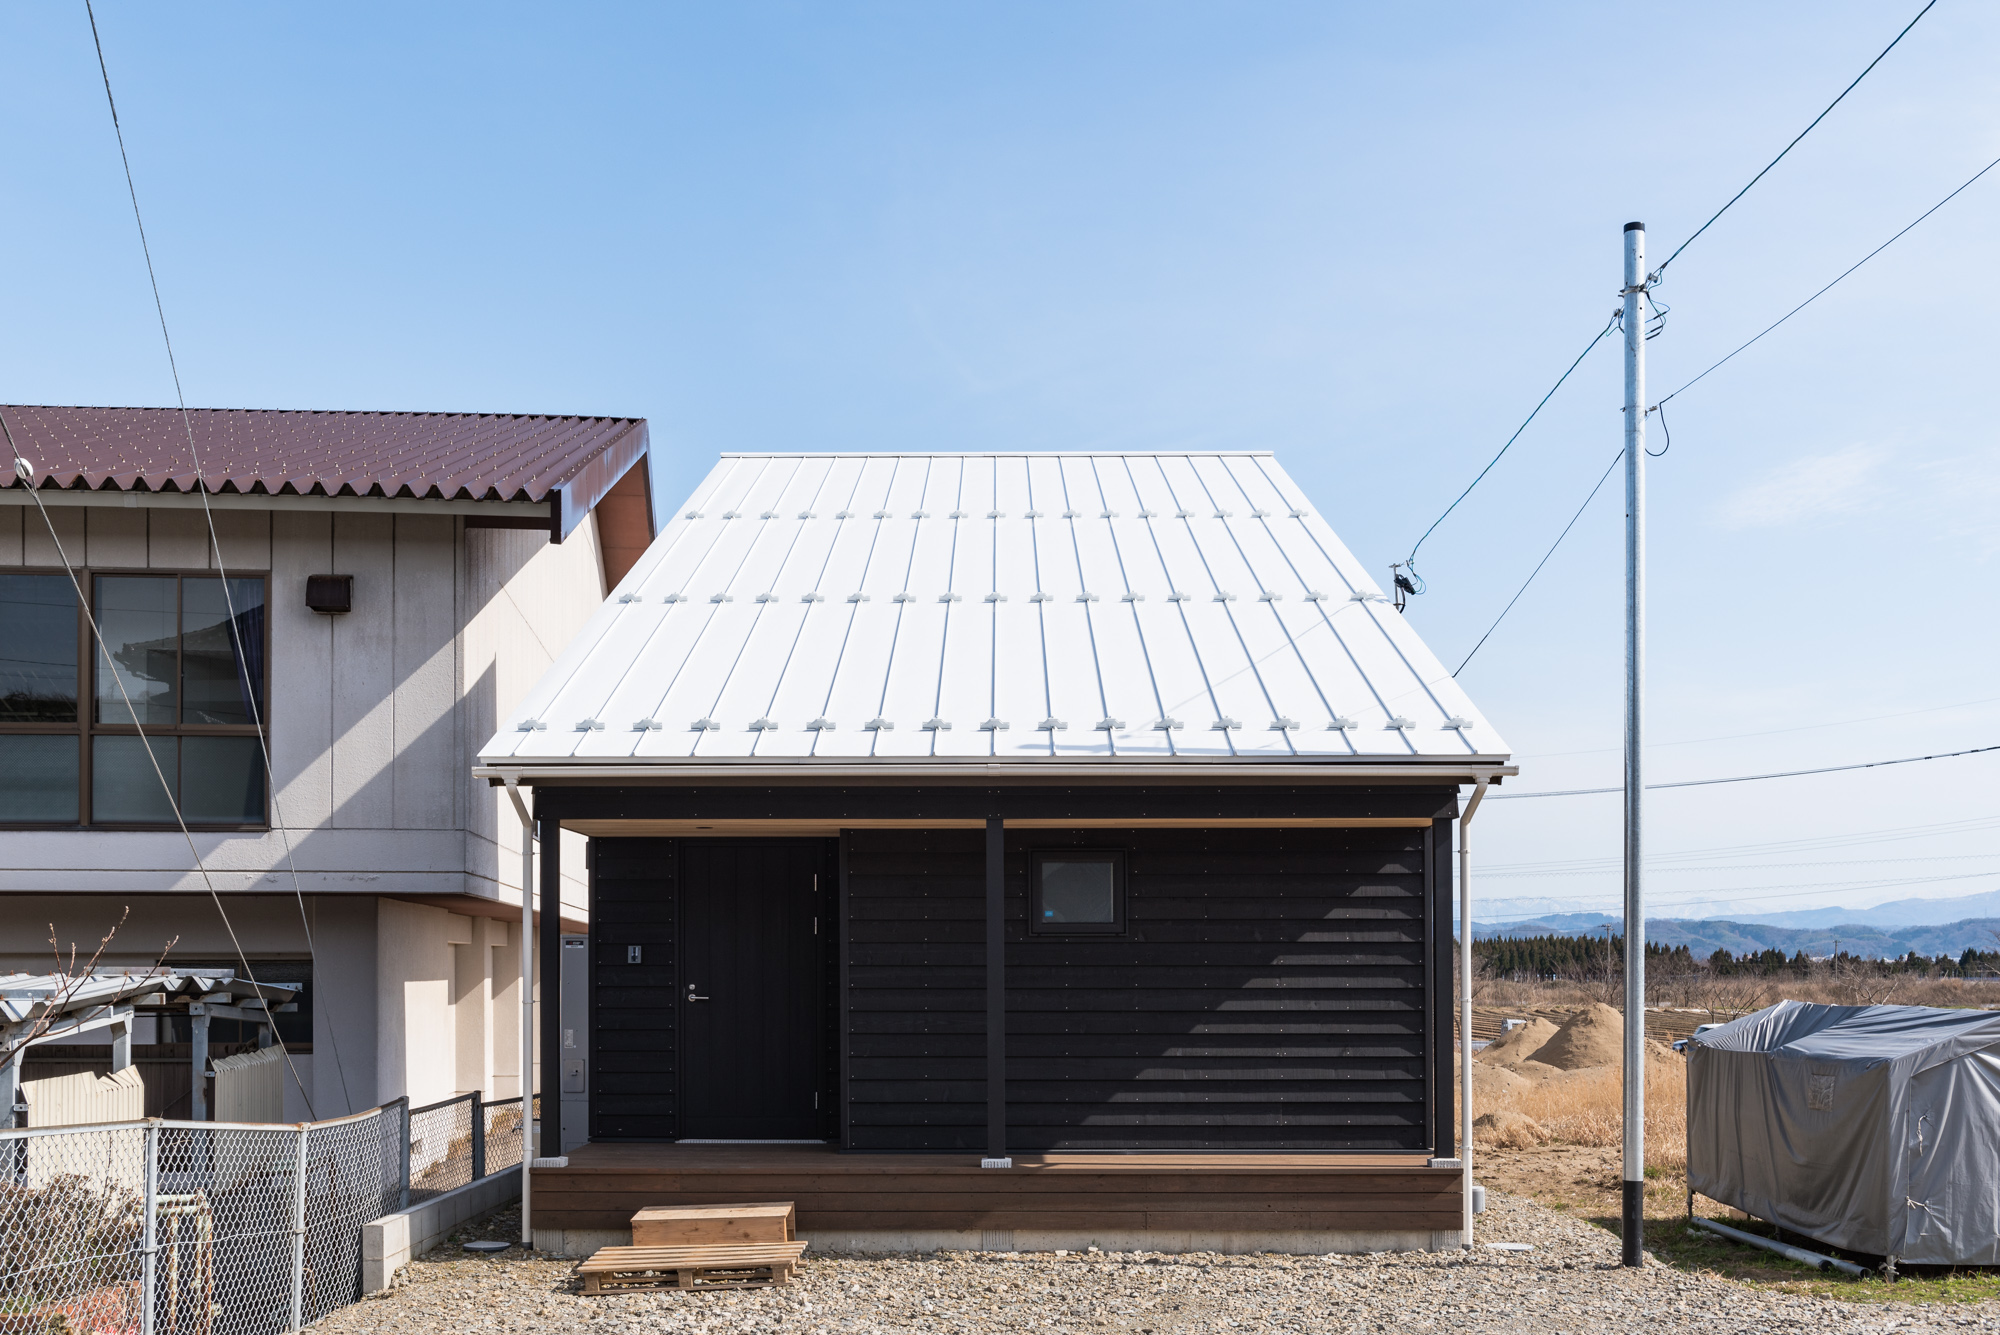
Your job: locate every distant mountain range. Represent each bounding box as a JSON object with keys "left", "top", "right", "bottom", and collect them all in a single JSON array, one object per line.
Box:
[{"left": 1471, "top": 886, "right": 2000, "bottom": 959}]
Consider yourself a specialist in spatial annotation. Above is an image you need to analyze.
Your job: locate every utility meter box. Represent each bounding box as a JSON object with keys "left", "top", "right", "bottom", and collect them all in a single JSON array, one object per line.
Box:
[{"left": 559, "top": 934, "right": 590, "bottom": 1153}]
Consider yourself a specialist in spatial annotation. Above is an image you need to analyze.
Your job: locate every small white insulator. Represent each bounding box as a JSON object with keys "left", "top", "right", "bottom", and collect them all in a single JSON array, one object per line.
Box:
[
  {"left": 949, "top": 510, "right": 968, "bottom": 519},
  {"left": 722, "top": 511, "right": 741, "bottom": 519},
  {"left": 1038, "top": 718, "right": 1067, "bottom": 731},
  {"left": 1138, "top": 510, "right": 1158, "bottom": 518},
  {"left": 1251, "top": 509, "right": 1271, "bottom": 518},
  {"left": 836, "top": 510, "right": 854, "bottom": 519},
  {"left": 873, "top": 510, "right": 892, "bottom": 519},
  {"left": 1289, "top": 508, "right": 1307, "bottom": 518},
  {"left": 633, "top": 718, "right": 664, "bottom": 731},
  {"left": 1175, "top": 509, "right": 1194, "bottom": 518},
  {"left": 892, "top": 592, "right": 916, "bottom": 603},
  {"left": 515, "top": 718, "right": 544, "bottom": 732},
  {"left": 1302, "top": 591, "right": 1327, "bottom": 602},
  {"left": 985, "top": 592, "right": 1007, "bottom": 603},
  {"left": 1213, "top": 592, "right": 1237, "bottom": 602},
  {"left": 987, "top": 510, "right": 1005, "bottom": 519},
  {"left": 617, "top": 592, "right": 643, "bottom": 603},
  {"left": 576, "top": 718, "right": 606, "bottom": 732},
  {"left": 1445, "top": 716, "right": 1475, "bottom": 730},
  {"left": 1029, "top": 592, "right": 1052, "bottom": 603},
  {"left": 1076, "top": 592, "right": 1099, "bottom": 602},
  {"left": 922, "top": 717, "right": 952, "bottom": 731},
  {"left": 864, "top": 717, "right": 894, "bottom": 731},
  {"left": 806, "top": 718, "right": 836, "bottom": 731},
  {"left": 848, "top": 593, "right": 870, "bottom": 603},
  {"left": 755, "top": 592, "right": 778, "bottom": 603},
  {"left": 1329, "top": 717, "right": 1359, "bottom": 730},
  {"left": 1387, "top": 716, "right": 1417, "bottom": 730},
  {"left": 1167, "top": 592, "right": 1189, "bottom": 602},
  {"left": 1153, "top": 717, "right": 1184, "bottom": 731},
  {"left": 1025, "top": 510, "right": 1044, "bottom": 518},
  {"left": 1213, "top": 510, "right": 1233, "bottom": 519},
  {"left": 911, "top": 510, "right": 930, "bottom": 519},
  {"left": 663, "top": 592, "right": 688, "bottom": 603},
  {"left": 691, "top": 718, "right": 720, "bottom": 731},
  {"left": 749, "top": 718, "right": 779, "bottom": 731},
  {"left": 1062, "top": 510, "right": 1081, "bottom": 518},
  {"left": 1212, "top": 717, "right": 1241, "bottom": 731},
  {"left": 1271, "top": 718, "right": 1300, "bottom": 731},
  {"left": 797, "top": 511, "right": 818, "bottom": 519},
  {"left": 1258, "top": 591, "right": 1282, "bottom": 602},
  {"left": 980, "top": 718, "right": 1010, "bottom": 731},
  {"left": 939, "top": 593, "right": 963, "bottom": 603},
  {"left": 683, "top": 509, "right": 703, "bottom": 519},
  {"left": 802, "top": 592, "right": 825, "bottom": 602},
  {"left": 1095, "top": 718, "right": 1124, "bottom": 730},
  {"left": 710, "top": 592, "right": 734, "bottom": 603},
  {"left": 1121, "top": 592, "right": 1145, "bottom": 602},
  {"left": 760, "top": 511, "right": 779, "bottom": 519}
]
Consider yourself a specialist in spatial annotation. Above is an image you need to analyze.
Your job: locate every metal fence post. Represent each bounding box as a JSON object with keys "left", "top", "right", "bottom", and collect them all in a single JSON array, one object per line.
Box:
[
  {"left": 141, "top": 1121, "right": 159, "bottom": 1335},
  {"left": 471, "top": 1091, "right": 485, "bottom": 1181},
  {"left": 291, "top": 1123, "right": 308, "bottom": 1333},
  {"left": 398, "top": 1097, "right": 411, "bottom": 1211}
]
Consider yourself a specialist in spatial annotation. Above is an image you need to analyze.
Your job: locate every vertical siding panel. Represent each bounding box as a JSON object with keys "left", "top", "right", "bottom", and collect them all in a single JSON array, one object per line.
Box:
[
  {"left": 209, "top": 509, "right": 272, "bottom": 573},
  {"left": 391, "top": 516, "right": 457, "bottom": 831},
  {"left": 147, "top": 508, "right": 208, "bottom": 567},
  {"left": 331, "top": 512, "right": 395, "bottom": 829},
  {"left": 269, "top": 512, "right": 333, "bottom": 829},
  {"left": 0, "top": 504, "right": 22, "bottom": 564},
  {"left": 590, "top": 839, "right": 679, "bottom": 1139},
  {"left": 85, "top": 507, "right": 147, "bottom": 568},
  {"left": 22, "top": 506, "right": 85, "bottom": 567}
]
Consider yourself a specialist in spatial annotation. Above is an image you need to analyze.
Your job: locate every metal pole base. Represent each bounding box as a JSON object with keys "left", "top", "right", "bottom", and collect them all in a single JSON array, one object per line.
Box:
[{"left": 1622, "top": 1179, "right": 1645, "bottom": 1266}]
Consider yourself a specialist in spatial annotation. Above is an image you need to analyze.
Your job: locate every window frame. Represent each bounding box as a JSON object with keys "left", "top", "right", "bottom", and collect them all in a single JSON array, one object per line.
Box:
[
  {"left": 1029, "top": 848, "right": 1128, "bottom": 937},
  {"left": 0, "top": 565, "right": 272, "bottom": 831}
]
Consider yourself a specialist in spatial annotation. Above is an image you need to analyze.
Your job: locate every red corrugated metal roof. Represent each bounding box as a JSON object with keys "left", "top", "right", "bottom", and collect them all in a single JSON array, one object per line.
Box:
[{"left": 0, "top": 404, "right": 648, "bottom": 510}]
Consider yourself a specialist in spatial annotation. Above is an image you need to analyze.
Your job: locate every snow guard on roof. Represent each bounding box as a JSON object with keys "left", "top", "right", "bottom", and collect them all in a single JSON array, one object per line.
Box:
[{"left": 1688, "top": 999, "right": 2000, "bottom": 1265}]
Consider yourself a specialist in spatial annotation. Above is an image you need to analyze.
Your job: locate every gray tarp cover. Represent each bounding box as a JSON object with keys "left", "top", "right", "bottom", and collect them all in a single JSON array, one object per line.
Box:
[{"left": 1688, "top": 1000, "right": 2000, "bottom": 1264}]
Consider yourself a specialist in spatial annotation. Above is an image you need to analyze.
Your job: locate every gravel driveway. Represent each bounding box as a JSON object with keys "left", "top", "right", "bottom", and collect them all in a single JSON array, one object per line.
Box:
[{"left": 318, "top": 1193, "right": 1997, "bottom": 1335}]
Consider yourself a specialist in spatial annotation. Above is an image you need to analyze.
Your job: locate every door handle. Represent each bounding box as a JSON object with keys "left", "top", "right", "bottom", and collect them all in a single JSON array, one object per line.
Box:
[{"left": 687, "top": 991, "right": 710, "bottom": 1002}]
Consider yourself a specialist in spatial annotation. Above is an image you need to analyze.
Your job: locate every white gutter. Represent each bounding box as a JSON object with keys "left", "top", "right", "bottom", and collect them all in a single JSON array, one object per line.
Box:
[
  {"left": 502, "top": 775, "right": 535, "bottom": 1248},
  {"left": 1459, "top": 771, "right": 1495, "bottom": 1249},
  {"left": 473, "top": 761, "right": 1518, "bottom": 785}
]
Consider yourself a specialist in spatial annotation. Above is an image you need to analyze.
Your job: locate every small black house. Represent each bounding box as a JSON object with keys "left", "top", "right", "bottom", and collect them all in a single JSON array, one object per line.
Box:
[{"left": 481, "top": 451, "right": 1512, "bottom": 1254}]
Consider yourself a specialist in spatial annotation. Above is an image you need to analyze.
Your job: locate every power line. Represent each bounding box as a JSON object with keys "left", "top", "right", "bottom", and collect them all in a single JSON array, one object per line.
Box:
[
  {"left": 1490, "top": 743, "right": 2000, "bottom": 800},
  {"left": 1655, "top": 152, "right": 2000, "bottom": 407},
  {"left": 1452, "top": 448, "right": 1622, "bottom": 676},
  {"left": 1651, "top": 0, "right": 1939, "bottom": 280},
  {"left": 81, "top": 0, "right": 352, "bottom": 1114},
  {"left": 1520, "top": 694, "right": 2000, "bottom": 760},
  {"left": 1400, "top": 313, "right": 1619, "bottom": 590}
]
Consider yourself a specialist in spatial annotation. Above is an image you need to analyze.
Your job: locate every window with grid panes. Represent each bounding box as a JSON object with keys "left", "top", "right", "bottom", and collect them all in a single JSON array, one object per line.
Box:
[{"left": 0, "top": 570, "right": 269, "bottom": 827}]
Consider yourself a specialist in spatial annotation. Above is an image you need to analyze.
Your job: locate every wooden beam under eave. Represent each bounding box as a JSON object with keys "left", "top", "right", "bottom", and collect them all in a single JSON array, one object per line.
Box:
[{"left": 562, "top": 816, "right": 1436, "bottom": 837}]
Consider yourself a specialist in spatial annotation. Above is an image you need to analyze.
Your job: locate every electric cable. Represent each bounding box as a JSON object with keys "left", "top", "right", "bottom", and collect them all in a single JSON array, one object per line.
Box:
[
  {"left": 1655, "top": 151, "right": 2000, "bottom": 409},
  {"left": 1400, "top": 312, "right": 1619, "bottom": 590},
  {"left": 1490, "top": 743, "right": 2000, "bottom": 800},
  {"left": 82, "top": 0, "right": 352, "bottom": 1113},
  {"left": 1651, "top": 0, "right": 1938, "bottom": 281},
  {"left": 1452, "top": 448, "right": 1623, "bottom": 677}
]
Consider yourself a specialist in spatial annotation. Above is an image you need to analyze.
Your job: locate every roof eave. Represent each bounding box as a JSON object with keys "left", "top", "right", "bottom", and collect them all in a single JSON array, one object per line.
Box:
[{"left": 474, "top": 757, "right": 1518, "bottom": 786}]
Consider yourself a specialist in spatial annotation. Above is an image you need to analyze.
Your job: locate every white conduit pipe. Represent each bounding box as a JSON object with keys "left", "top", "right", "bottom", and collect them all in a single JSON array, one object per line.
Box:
[
  {"left": 1459, "top": 772, "right": 1493, "bottom": 1249},
  {"left": 503, "top": 775, "right": 535, "bottom": 1248}
]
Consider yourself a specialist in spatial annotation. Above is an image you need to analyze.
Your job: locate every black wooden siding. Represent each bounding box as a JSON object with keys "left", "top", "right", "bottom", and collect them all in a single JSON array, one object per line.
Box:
[
  {"left": 591, "top": 840, "right": 681, "bottom": 1140},
  {"left": 846, "top": 826, "right": 1438, "bottom": 1153}
]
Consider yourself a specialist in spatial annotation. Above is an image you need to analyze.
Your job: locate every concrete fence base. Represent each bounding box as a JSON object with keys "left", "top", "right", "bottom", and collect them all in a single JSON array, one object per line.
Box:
[{"left": 364, "top": 1170, "right": 522, "bottom": 1293}]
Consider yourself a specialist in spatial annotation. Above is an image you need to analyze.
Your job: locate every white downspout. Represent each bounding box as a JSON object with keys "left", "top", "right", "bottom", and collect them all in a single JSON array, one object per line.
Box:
[
  {"left": 1460, "top": 771, "right": 1493, "bottom": 1250},
  {"left": 503, "top": 774, "right": 535, "bottom": 1249}
]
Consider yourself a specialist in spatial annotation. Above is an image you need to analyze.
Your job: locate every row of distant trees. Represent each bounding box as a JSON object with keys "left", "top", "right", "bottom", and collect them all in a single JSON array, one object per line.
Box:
[{"left": 1473, "top": 933, "right": 2000, "bottom": 981}]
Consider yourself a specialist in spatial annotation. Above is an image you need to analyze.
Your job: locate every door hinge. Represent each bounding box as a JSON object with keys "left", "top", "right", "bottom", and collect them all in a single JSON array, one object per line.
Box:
[{"left": 814, "top": 916, "right": 819, "bottom": 935}]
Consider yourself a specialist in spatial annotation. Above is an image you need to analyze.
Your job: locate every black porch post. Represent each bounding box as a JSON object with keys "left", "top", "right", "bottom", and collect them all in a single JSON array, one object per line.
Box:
[
  {"left": 985, "top": 816, "right": 1006, "bottom": 1162},
  {"left": 539, "top": 815, "right": 562, "bottom": 1159}
]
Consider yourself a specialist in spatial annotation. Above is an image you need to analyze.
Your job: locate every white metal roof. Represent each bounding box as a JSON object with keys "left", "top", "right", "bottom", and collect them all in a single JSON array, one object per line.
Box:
[{"left": 478, "top": 452, "right": 1509, "bottom": 769}]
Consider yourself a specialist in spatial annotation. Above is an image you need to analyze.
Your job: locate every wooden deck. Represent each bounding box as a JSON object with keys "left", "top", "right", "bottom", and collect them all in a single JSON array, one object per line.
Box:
[{"left": 532, "top": 1142, "right": 1461, "bottom": 1238}]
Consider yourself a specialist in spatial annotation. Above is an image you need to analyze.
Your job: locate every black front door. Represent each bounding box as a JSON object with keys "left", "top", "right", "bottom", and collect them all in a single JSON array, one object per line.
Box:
[{"left": 679, "top": 839, "right": 828, "bottom": 1139}]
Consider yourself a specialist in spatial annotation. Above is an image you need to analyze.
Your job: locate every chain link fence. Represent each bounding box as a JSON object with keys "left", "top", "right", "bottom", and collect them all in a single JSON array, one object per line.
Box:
[{"left": 0, "top": 1095, "right": 528, "bottom": 1335}]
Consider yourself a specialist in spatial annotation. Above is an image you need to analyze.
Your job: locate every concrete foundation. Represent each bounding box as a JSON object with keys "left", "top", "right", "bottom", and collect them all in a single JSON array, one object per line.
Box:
[{"left": 529, "top": 1226, "right": 1463, "bottom": 1258}]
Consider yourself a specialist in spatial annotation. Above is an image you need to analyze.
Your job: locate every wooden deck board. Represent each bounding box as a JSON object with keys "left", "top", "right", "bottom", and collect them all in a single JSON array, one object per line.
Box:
[{"left": 532, "top": 1142, "right": 1459, "bottom": 1234}]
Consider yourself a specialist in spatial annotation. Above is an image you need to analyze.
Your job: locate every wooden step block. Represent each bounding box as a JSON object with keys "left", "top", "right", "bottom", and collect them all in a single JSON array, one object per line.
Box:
[
  {"left": 579, "top": 1241, "right": 809, "bottom": 1294},
  {"left": 630, "top": 1201, "right": 796, "bottom": 1246}
]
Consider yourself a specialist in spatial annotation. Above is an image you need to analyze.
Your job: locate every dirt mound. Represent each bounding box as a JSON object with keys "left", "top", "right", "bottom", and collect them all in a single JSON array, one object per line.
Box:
[
  {"left": 1472, "top": 1064, "right": 1530, "bottom": 1101},
  {"left": 1532, "top": 1003, "right": 1627, "bottom": 1070},
  {"left": 1473, "top": 1109, "right": 1548, "bottom": 1149},
  {"left": 1477, "top": 1017, "right": 1559, "bottom": 1067}
]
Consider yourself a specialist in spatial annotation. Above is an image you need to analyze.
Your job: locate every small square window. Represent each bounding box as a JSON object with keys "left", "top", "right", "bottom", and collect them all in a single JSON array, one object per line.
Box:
[{"left": 1031, "top": 851, "right": 1126, "bottom": 935}]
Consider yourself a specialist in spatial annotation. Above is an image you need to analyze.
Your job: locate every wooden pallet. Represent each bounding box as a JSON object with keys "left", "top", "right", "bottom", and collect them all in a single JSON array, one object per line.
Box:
[{"left": 578, "top": 1242, "right": 809, "bottom": 1294}]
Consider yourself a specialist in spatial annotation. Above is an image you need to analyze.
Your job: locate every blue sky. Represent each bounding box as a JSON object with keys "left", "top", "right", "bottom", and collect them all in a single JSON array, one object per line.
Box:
[{"left": 4, "top": 2, "right": 1996, "bottom": 927}]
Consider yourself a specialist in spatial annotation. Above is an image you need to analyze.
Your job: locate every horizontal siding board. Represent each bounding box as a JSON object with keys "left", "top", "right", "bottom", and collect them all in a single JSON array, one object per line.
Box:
[{"left": 846, "top": 824, "right": 1434, "bottom": 1153}]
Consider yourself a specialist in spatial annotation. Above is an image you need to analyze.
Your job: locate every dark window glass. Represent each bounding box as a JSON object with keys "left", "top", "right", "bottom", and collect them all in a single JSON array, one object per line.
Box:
[
  {"left": 182, "top": 578, "right": 265, "bottom": 724},
  {"left": 1033, "top": 853, "right": 1125, "bottom": 934},
  {"left": 181, "top": 736, "right": 264, "bottom": 822},
  {"left": 96, "top": 576, "right": 179, "bottom": 725},
  {"left": 92, "top": 735, "right": 180, "bottom": 823},
  {"left": 0, "top": 735, "right": 80, "bottom": 821},
  {"left": 0, "top": 574, "right": 79, "bottom": 721}
]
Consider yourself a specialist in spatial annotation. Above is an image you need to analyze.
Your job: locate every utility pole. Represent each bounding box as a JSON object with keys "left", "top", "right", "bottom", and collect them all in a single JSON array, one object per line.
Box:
[{"left": 1620, "top": 220, "right": 1648, "bottom": 1267}]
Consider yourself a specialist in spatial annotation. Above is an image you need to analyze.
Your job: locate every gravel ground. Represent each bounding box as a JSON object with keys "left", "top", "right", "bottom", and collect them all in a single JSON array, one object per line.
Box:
[{"left": 316, "top": 1194, "right": 2000, "bottom": 1335}]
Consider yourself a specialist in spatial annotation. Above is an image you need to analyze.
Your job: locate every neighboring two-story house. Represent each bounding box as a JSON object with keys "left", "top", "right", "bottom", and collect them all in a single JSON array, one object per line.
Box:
[{"left": 0, "top": 406, "right": 652, "bottom": 1121}]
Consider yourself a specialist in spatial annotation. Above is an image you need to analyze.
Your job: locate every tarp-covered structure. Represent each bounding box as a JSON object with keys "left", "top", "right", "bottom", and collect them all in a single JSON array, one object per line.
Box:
[{"left": 1689, "top": 1000, "right": 2000, "bottom": 1264}]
